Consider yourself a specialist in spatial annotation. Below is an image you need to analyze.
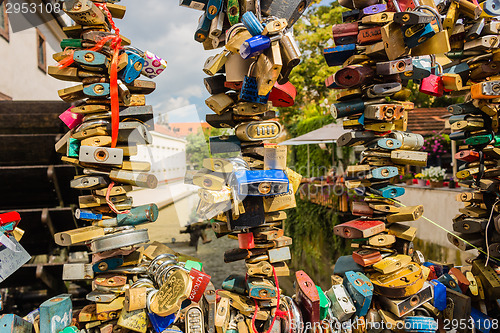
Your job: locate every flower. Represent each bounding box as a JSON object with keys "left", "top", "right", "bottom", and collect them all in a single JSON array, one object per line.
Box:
[
  {"left": 422, "top": 166, "right": 447, "bottom": 182},
  {"left": 414, "top": 173, "right": 424, "bottom": 179}
]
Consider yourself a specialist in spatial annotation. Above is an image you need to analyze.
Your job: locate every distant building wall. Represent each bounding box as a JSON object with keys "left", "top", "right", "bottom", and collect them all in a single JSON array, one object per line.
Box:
[
  {"left": 0, "top": 1, "right": 71, "bottom": 100},
  {"left": 399, "top": 186, "right": 473, "bottom": 265},
  {"left": 133, "top": 132, "right": 187, "bottom": 184}
]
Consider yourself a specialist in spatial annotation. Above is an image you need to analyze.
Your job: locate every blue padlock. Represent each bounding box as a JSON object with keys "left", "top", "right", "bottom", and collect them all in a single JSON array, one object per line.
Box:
[
  {"left": 241, "top": 11, "right": 264, "bottom": 36},
  {"left": 0, "top": 222, "right": 17, "bottom": 234},
  {"left": 402, "top": 23, "right": 436, "bottom": 49},
  {"left": 195, "top": 12, "right": 211, "bottom": 43},
  {"left": 377, "top": 138, "right": 402, "bottom": 150},
  {"left": 119, "top": 50, "right": 146, "bottom": 83},
  {"left": 0, "top": 314, "right": 33, "bottom": 332},
  {"left": 343, "top": 271, "right": 373, "bottom": 317},
  {"left": 39, "top": 294, "right": 72, "bottom": 333},
  {"left": 401, "top": 55, "right": 433, "bottom": 82},
  {"left": 75, "top": 209, "right": 102, "bottom": 221},
  {"left": 333, "top": 255, "right": 364, "bottom": 276},
  {"left": 330, "top": 99, "right": 365, "bottom": 118},
  {"left": 239, "top": 63, "right": 269, "bottom": 104},
  {"left": 92, "top": 257, "right": 124, "bottom": 273},
  {"left": 437, "top": 273, "right": 462, "bottom": 293},
  {"left": 471, "top": 307, "right": 493, "bottom": 333},
  {"left": 73, "top": 50, "right": 108, "bottom": 71},
  {"left": 233, "top": 169, "right": 289, "bottom": 197},
  {"left": 482, "top": 0, "right": 500, "bottom": 16},
  {"left": 83, "top": 83, "right": 110, "bottom": 98},
  {"left": 148, "top": 312, "right": 176, "bottom": 333},
  {"left": 323, "top": 44, "right": 356, "bottom": 67},
  {"left": 358, "top": 113, "right": 365, "bottom": 125},
  {"left": 403, "top": 316, "right": 438, "bottom": 333},
  {"left": 370, "top": 185, "right": 405, "bottom": 198},
  {"left": 206, "top": 0, "right": 223, "bottom": 20},
  {"left": 371, "top": 166, "right": 399, "bottom": 179},
  {"left": 429, "top": 280, "right": 447, "bottom": 311},
  {"left": 67, "top": 138, "right": 80, "bottom": 157},
  {"left": 240, "top": 35, "right": 271, "bottom": 59}
]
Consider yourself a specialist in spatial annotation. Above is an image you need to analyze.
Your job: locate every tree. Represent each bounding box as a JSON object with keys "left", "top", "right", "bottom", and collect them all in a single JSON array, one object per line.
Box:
[{"left": 185, "top": 127, "right": 235, "bottom": 168}]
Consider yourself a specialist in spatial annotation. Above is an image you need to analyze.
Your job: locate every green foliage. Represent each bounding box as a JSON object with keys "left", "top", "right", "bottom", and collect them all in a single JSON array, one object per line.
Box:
[
  {"left": 185, "top": 127, "right": 234, "bottom": 168},
  {"left": 287, "top": 115, "right": 335, "bottom": 176},
  {"left": 286, "top": 197, "right": 350, "bottom": 287},
  {"left": 280, "top": 1, "right": 345, "bottom": 126}
]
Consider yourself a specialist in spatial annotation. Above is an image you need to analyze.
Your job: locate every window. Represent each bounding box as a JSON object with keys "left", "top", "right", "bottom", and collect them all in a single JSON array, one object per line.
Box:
[
  {"left": 36, "top": 28, "right": 46, "bottom": 73},
  {"left": 0, "top": 2, "right": 8, "bottom": 42}
]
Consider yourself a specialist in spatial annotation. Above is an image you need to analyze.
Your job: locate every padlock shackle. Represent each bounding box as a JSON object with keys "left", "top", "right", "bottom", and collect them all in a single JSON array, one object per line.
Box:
[{"left": 415, "top": 5, "right": 443, "bottom": 31}]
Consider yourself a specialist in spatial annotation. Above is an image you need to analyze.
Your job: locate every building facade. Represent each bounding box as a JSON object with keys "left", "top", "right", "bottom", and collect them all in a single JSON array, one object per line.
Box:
[{"left": 0, "top": 1, "right": 71, "bottom": 100}]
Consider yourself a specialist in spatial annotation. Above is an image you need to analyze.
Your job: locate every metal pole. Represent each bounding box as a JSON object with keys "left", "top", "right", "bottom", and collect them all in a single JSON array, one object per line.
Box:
[
  {"left": 451, "top": 133, "right": 457, "bottom": 180},
  {"left": 307, "top": 144, "right": 310, "bottom": 178}
]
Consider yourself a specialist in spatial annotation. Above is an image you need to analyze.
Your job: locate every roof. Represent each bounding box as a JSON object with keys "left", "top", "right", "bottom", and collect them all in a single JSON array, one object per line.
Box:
[
  {"left": 408, "top": 108, "right": 448, "bottom": 136},
  {"left": 158, "top": 122, "right": 211, "bottom": 138},
  {"left": 279, "top": 122, "right": 349, "bottom": 146}
]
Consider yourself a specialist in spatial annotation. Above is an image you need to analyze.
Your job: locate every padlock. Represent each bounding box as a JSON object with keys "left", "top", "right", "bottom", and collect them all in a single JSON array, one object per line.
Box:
[
  {"left": 335, "top": 65, "right": 375, "bottom": 88},
  {"left": 268, "top": 81, "right": 296, "bottom": 107},
  {"left": 343, "top": 271, "right": 373, "bottom": 317},
  {"left": 334, "top": 220, "right": 385, "bottom": 239},
  {"left": 378, "top": 282, "right": 432, "bottom": 317},
  {"left": 0, "top": 314, "right": 34, "bottom": 333},
  {"left": 419, "top": 74, "right": 444, "bottom": 97},
  {"left": 235, "top": 121, "right": 282, "bottom": 141},
  {"left": 402, "top": 23, "right": 436, "bottom": 48},
  {"left": 206, "top": 93, "right": 236, "bottom": 114},
  {"left": 362, "top": 12, "right": 394, "bottom": 25},
  {"left": 62, "top": 0, "right": 106, "bottom": 25},
  {"left": 240, "top": 34, "right": 280, "bottom": 59},
  {"left": 73, "top": 50, "right": 109, "bottom": 72},
  {"left": 372, "top": 255, "right": 412, "bottom": 274},
  {"left": 471, "top": 80, "right": 500, "bottom": 99},
  {"left": 255, "top": 41, "right": 282, "bottom": 95},
  {"left": 357, "top": 26, "right": 382, "bottom": 45},
  {"left": 332, "top": 22, "right": 359, "bottom": 45},
  {"left": 241, "top": 11, "right": 264, "bottom": 36},
  {"left": 278, "top": 31, "right": 302, "bottom": 84},
  {"left": 119, "top": 50, "right": 146, "bottom": 84},
  {"left": 381, "top": 22, "right": 408, "bottom": 60},
  {"left": 260, "top": 0, "right": 314, "bottom": 27},
  {"left": 324, "top": 44, "right": 357, "bottom": 67},
  {"left": 295, "top": 270, "right": 320, "bottom": 324},
  {"left": 39, "top": 294, "right": 73, "bottom": 333},
  {"left": 352, "top": 249, "right": 382, "bottom": 266},
  {"left": 239, "top": 63, "right": 270, "bottom": 104}
]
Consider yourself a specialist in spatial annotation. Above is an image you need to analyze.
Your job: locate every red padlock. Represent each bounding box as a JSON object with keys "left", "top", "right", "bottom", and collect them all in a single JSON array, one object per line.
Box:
[
  {"left": 419, "top": 74, "right": 444, "bottom": 97},
  {"left": 387, "top": 0, "right": 416, "bottom": 12},
  {"left": 0, "top": 211, "right": 21, "bottom": 229},
  {"left": 268, "top": 81, "right": 297, "bottom": 107},
  {"left": 238, "top": 232, "right": 255, "bottom": 249}
]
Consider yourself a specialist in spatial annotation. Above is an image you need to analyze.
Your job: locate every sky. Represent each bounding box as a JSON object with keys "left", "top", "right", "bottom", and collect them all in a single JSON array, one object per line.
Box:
[
  {"left": 118, "top": 1, "right": 333, "bottom": 124},
  {"left": 118, "top": 2, "right": 224, "bottom": 124}
]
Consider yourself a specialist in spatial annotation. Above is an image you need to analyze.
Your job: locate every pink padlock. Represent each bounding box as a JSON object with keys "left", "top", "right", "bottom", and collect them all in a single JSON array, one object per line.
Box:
[
  {"left": 59, "top": 107, "right": 84, "bottom": 129},
  {"left": 419, "top": 74, "right": 444, "bottom": 97}
]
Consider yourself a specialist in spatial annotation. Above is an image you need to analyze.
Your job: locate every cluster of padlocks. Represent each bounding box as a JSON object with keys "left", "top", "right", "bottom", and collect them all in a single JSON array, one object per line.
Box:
[
  {"left": 180, "top": 1, "right": 315, "bottom": 333},
  {"left": 0, "top": 0, "right": 221, "bottom": 332},
  {"left": 319, "top": 0, "right": 500, "bottom": 330},
  {"left": 4, "top": 0, "right": 500, "bottom": 331}
]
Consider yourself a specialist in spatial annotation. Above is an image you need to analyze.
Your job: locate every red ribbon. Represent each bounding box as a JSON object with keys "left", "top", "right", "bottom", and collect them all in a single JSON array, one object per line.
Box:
[
  {"left": 105, "top": 182, "right": 130, "bottom": 215},
  {"left": 251, "top": 266, "right": 289, "bottom": 333},
  {"left": 94, "top": 3, "right": 122, "bottom": 148}
]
